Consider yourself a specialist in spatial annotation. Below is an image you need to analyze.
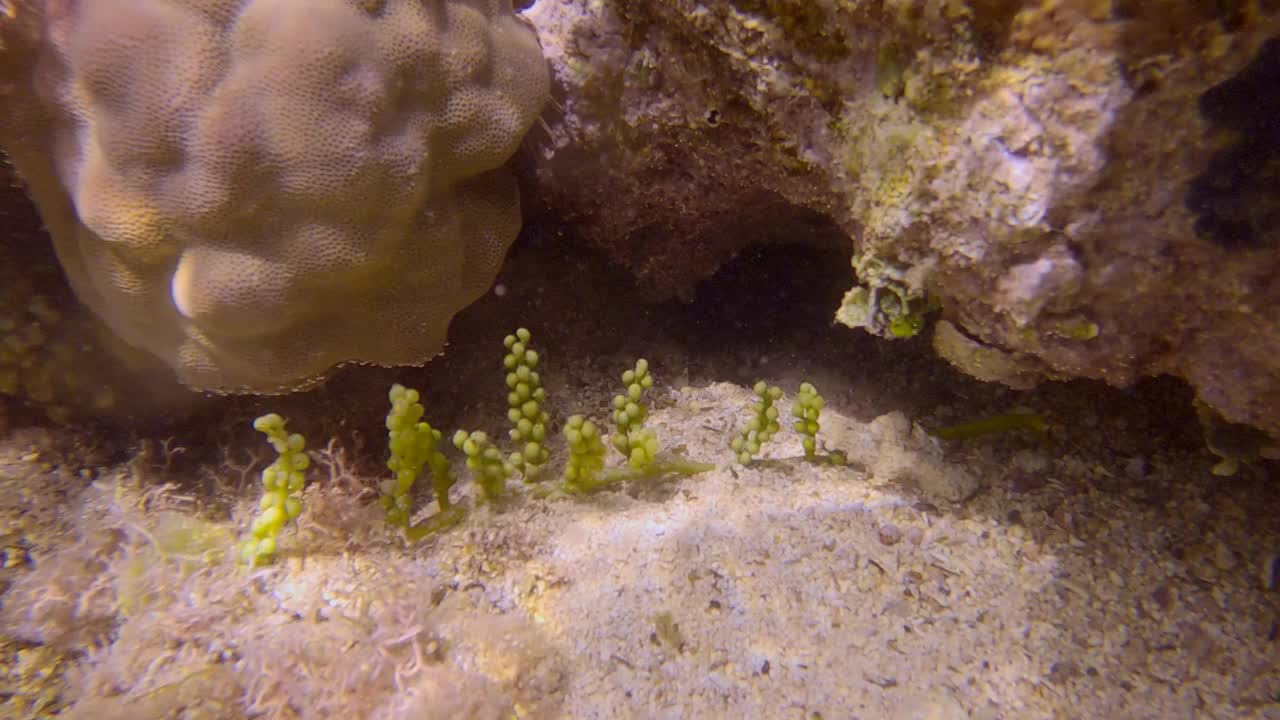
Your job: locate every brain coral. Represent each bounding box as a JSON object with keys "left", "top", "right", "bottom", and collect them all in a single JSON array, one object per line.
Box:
[{"left": 0, "top": 0, "right": 549, "bottom": 392}]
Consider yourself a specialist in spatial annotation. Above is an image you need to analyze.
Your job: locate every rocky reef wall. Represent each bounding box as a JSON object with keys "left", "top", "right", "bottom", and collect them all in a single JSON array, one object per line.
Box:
[{"left": 526, "top": 0, "right": 1280, "bottom": 439}]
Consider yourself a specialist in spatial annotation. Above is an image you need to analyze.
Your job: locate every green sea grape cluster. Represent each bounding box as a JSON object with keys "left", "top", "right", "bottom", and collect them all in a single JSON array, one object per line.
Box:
[
  {"left": 562, "top": 414, "right": 608, "bottom": 493},
  {"left": 792, "top": 382, "right": 824, "bottom": 458},
  {"left": 791, "top": 382, "right": 846, "bottom": 465},
  {"left": 612, "top": 359, "right": 659, "bottom": 469},
  {"left": 237, "top": 329, "right": 855, "bottom": 559},
  {"left": 237, "top": 413, "right": 308, "bottom": 567},
  {"left": 559, "top": 359, "right": 713, "bottom": 493},
  {"left": 730, "top": 381, "right": 783, "bottom": 463},
  {"left": 504, "top": 328, "right": 550, "bottom": 474},
  {"left": 379, "top": 383, "right": 454, "bottom": 527},
  {"left": 449, "top": 327, "right": 546, "bottom": 501},
  {"left": 730, "top": 381, "right": 847, "bottom": 465},
  {"left": 453, "top": 430, "right": 513, "bottom": 502}
]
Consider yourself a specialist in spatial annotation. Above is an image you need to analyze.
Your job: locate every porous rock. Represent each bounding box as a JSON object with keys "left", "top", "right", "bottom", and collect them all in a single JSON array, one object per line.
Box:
[{"left": 526, "top": 0, "right": 1280, "bottom": 438}]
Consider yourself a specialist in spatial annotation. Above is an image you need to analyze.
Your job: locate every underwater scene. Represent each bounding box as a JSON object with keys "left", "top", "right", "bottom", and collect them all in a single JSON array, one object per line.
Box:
[{"left": 0, "top": 1, "right": 1278, "bottom": 718}]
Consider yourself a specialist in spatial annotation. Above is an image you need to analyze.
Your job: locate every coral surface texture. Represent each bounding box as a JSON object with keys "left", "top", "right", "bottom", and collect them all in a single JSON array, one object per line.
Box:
[{"left": 0, "top": 0, "right": 549, "bottom": 392}]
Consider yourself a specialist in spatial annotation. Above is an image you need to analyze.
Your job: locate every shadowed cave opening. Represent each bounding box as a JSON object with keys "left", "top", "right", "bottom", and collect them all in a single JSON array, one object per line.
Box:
[
  {"left": 649, "top": 237, "right": 1207, "bottom": 458},
  {"left": 1186, "top": 36, "right": 1280, "bottom": 250},
  {"left": 0, "top": 203, "right": 1222, "bottom": 476}
]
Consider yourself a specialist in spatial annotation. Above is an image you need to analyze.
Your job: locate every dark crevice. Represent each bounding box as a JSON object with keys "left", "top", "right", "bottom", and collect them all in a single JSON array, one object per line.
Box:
[{"left": 1186, "top": 37, "right": 1280, "bottom": 250}]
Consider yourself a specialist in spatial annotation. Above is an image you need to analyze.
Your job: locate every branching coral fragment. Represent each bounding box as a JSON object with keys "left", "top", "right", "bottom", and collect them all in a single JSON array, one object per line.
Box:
[{"left": 835, "top": 257, "right": 930, "bottom": 339}]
